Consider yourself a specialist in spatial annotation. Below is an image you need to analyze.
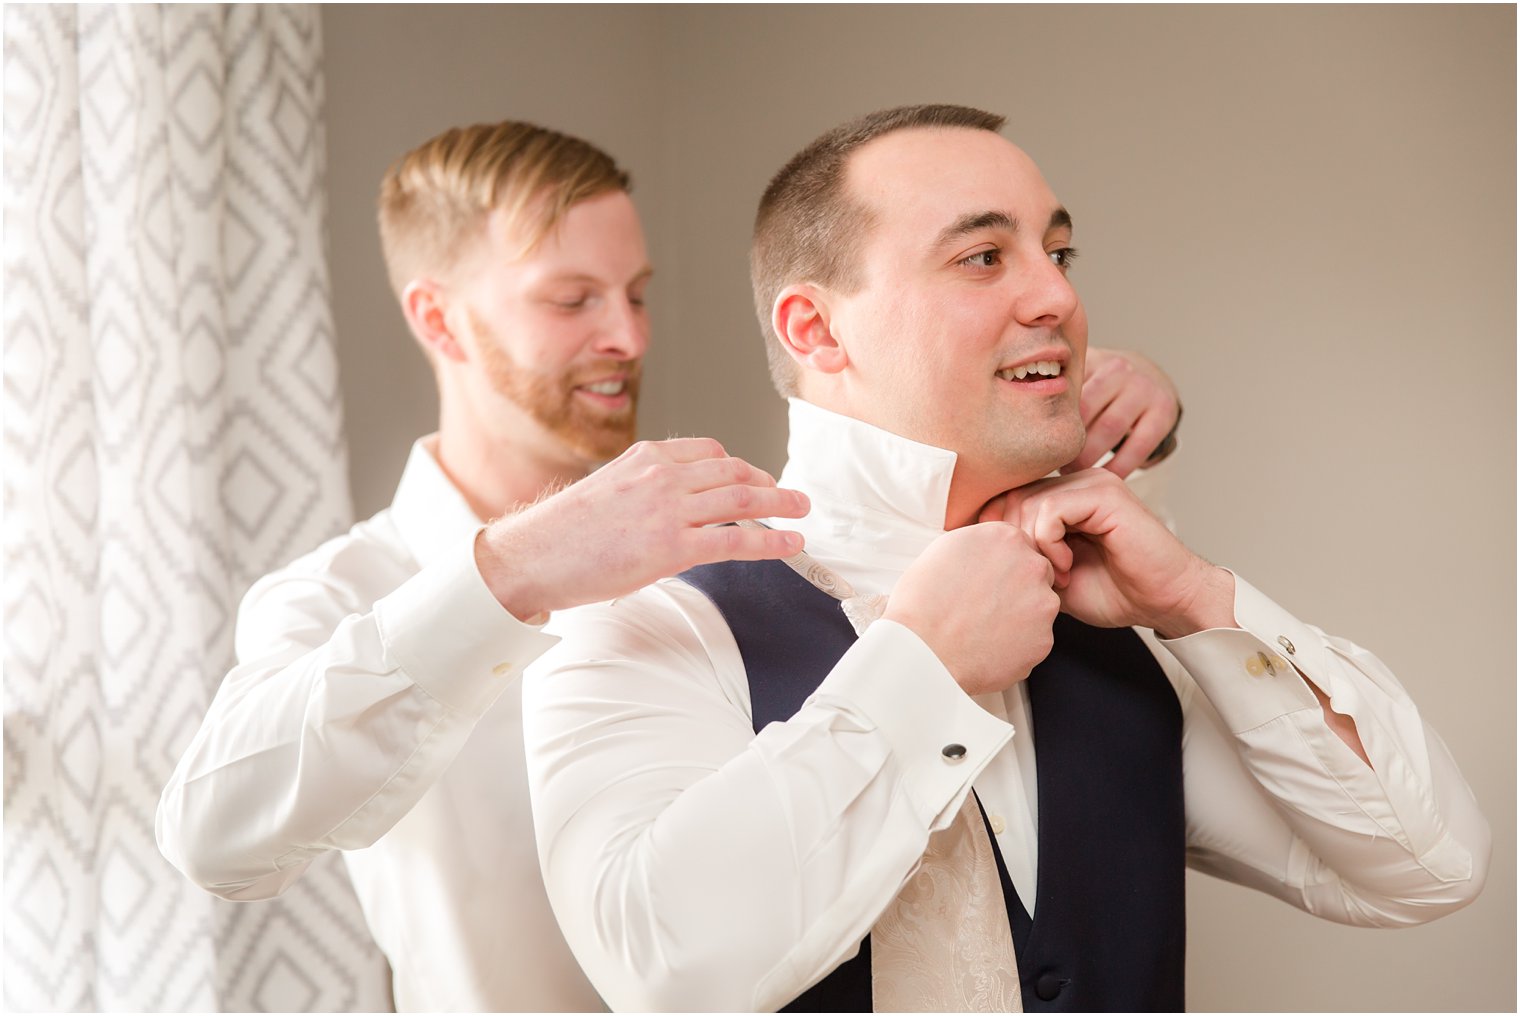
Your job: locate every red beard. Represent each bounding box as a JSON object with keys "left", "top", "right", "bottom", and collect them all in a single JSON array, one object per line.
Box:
[{"left": 473, "top": 329, "right": 641, "bottom": 461}]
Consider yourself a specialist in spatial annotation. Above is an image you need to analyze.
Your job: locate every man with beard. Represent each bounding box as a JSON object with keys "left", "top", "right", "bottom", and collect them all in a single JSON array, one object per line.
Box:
[{"left": 158, "top": 120, "right": 1185, "bottom": 1011}]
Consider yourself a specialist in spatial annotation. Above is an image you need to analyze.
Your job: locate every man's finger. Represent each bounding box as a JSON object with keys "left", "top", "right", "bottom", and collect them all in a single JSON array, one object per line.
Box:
[
  {"left": 688, "top": 523, "right": 804, "bottom": 565},
  {"left": 662, "top": 455, "right": 780, "bottom": 494},
  {"left": 634, "top": 436, "right": 729, "bottom": 464},
  {"left": 1078, "top": 362, "right": 1124, "bottom": 425},
  {"left": 1104, "top": 405, "right": 1172, "bottom": 478},
  {"left": 993, "top": 474, "right": 1060, "bottom": 522},
  {"left": 683, "top": 485, "right": 810, "bottom": 525},
  {"left": 978, "top": 493, "right": 1010, "bottom": 525},
  {"left": 1070, "top": 386, "right": 1149, "bottom": 472},
  {"left": 1027, "top": 501, "right": 1076, "bottom": 575}
]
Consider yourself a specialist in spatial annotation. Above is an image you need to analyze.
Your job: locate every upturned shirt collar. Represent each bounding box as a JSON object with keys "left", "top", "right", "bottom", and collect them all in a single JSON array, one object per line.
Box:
[
  {"left": 389, "top": 435, "right": 486, "bottom": 570},
  {"left": 387, "top": 407, "right": 961, "bottom": 590},
  {"left": 773, "top": 398, "right": 959, "bottom": 598}
]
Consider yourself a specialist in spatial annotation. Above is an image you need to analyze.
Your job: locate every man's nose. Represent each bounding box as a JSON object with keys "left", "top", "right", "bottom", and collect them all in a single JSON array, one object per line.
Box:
[
  {"left": 592, "top": 295, "right": 649, "bottom": 361},
  {"left": 1015, "top": 255, "right": 1080, "bottom": 327}
]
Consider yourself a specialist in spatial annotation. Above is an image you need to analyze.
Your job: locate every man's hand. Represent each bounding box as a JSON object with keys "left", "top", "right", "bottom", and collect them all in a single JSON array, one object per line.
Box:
[
  {"left": 476, "top": 438, "right": 809, "bottom": 622},
  {"left": 981, "top": 469, "right": 1235, "bottom": 638},
  {"left": 1064, "top": 348, "right": 1180, "bottom": 478},
  {"left": 884, "top": 523, "right": 1060, "bottom": 696}
]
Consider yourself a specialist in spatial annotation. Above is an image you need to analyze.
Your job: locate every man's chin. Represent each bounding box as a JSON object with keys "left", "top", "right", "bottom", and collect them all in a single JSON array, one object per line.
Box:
[
  {"left": 552, "top": 415, "right": 637, "bottom": 463},
  {"left": 990, "top": 431, "right": 1085, "bottom": 485}
]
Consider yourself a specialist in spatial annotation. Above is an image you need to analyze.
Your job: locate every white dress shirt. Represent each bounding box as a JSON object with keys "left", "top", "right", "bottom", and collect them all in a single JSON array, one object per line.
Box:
[
  {"left": 156, "top": 438, "right": 602, "bottom": 1012},
  {"left": 522, "top": 398, "right": 1489, "bottom": 1014}
]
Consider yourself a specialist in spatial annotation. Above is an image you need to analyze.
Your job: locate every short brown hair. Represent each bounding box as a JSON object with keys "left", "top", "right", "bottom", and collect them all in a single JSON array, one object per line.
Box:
[
  {"left": 750, "top": 104, "right": 1006, "bottom": 397},
  {"left": 377, "top": 121, "right": 631, "bottom": 298}
]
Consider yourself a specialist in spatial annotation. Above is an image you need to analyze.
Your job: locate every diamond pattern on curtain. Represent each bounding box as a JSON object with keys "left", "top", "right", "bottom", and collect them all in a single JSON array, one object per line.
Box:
[{"left": 4, "top": 5, "right": 391, "bottom": 1010}]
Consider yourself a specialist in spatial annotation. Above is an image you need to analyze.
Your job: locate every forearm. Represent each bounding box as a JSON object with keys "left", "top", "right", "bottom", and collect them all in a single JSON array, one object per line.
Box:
[
  {"left": 537, "top": 711, "right": 928, "bottom": 1011},
  {"left": 157, "top": 617, "right": 480, "bottom": 897},
  {"left": 157, "top": 539, "right": 554, "bottom": 898}
]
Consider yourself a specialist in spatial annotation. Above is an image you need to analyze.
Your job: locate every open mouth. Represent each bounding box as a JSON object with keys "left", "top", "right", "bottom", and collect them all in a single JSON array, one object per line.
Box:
[
  {"left": 578, "top": 379, "right": 628, "bottom": 397},
  {"left": 995, "top": 360, "right": 1063, "bottom": 383}
]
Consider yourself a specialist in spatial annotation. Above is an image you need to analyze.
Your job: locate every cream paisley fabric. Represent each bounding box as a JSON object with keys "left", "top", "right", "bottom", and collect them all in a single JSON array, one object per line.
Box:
[
  {"left": 871, "top": 794, "right": 1023, "bottom": 1012},
  {"left": 743, "top": 529, "right": 1020, "bottom": 1010}
]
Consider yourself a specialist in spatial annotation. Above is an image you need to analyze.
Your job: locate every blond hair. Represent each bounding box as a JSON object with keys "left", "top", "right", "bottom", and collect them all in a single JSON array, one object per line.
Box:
[
  {"left": 377, "top": 121, "right": 630, "bottom": 298},
  {"left": 750, "top": 104, "right": 1006, "bottom": 397}
]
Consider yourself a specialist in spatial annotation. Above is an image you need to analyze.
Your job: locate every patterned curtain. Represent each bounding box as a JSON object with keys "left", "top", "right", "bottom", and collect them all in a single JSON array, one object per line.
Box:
[{"left": 3, "top": 5, "right": 391, "bottom": 1010}]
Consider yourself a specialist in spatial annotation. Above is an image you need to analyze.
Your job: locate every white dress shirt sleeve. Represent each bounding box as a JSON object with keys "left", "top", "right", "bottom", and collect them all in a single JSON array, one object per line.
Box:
[
  {"left": 156, "top": 531, "right": 558, "bottom": 900},
  {"left": 1149, "top": 574, "right": 1489, "bottom": 925},
  {"left": 523, "top": 580, "right": 1012, "bottom": 1013}
]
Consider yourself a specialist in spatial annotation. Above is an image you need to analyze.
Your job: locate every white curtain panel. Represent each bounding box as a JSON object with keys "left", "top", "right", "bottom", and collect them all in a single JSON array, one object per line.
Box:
[{"left": 4, "top": 5, "right": 391, "bottom": 1010}]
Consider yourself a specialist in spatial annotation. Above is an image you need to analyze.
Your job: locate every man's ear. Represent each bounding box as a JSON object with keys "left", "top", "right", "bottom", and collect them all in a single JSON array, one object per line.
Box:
[
  {"left": 400, "top": 279, "right": 470, "bottom": 364},
  {"left": 772, "top": 283, "right": 848, "bottom": 376}
]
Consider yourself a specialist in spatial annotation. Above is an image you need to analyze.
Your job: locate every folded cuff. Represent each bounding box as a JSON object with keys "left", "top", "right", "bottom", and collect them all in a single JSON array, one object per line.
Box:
[
  {"left": 1158, "top": 572, "right": 1322, "bottom": 733},
  {"left": 814, "top": 619, "right": 1014, "bottom": 827},
  {"left": 374, "top": 529, "right": 560, "bottom": 715}
]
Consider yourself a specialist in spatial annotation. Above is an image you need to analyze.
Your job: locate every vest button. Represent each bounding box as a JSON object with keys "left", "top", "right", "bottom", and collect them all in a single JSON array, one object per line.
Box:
[{"left": 1035, "top": 971, "right": 1065, "bottom": 1001}]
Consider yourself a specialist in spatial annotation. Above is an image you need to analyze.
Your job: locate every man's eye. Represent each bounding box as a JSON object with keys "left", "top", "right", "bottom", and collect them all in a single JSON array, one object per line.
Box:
[
  {"left": 1049, "top": 247, "right": 1080, "bottom": 270},
  {"left": 957, "top": 248, "right": 1002, "bottom": 269},
  {"left": 555, "top": 295, "right": 591, "bottom": 310}
]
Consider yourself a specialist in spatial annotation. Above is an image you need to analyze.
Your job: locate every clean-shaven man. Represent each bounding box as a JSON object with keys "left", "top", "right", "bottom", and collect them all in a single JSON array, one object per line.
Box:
[
  {"left": 522, "top": 105, "right": 1489, "bottom": 1012},
  {"left": 157, "top": 119, "right": 1184, "bottom": 1011}
]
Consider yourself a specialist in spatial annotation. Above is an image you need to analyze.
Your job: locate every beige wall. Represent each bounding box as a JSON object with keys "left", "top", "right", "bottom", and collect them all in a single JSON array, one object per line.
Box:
[{"left": 324, "top": 5, "right": 1514, "bottom": 1011}]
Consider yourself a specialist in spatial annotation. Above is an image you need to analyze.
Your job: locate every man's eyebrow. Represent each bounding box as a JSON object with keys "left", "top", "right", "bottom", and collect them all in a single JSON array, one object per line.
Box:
[
  {"left": 542, "top": 266, "right": 655, "bottom": 286},
  {"left": 931, "top": 210, "right": 1018, "bottom": 253},
  {"left": 928, "top": 207, "right": 1073, "bottom": 255}
]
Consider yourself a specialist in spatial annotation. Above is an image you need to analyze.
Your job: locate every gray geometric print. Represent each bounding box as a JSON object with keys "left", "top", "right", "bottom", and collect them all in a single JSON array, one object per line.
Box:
[{"left": 4, "top": 5, "right": 391, "bottom": 1010}]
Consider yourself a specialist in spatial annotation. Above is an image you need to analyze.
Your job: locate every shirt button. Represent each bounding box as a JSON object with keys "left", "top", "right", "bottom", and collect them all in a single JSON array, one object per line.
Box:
[
  {"left": 491, "top": 661, "right": 514, "bottom": 676},
  {"left": 1244, "top": 654, "right": 1264, "bottom": 677},
  {"left": 989, "top": 814, "right": 1006, "bottom": 835},
  {"left": 941, "top": 743, "right": 967, "bottom": 763}
]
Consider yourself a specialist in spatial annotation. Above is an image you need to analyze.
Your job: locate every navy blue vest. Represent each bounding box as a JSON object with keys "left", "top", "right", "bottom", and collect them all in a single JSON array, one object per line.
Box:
[{"left": 681, "top": 558, "right": 1186, "bottom": 1012}]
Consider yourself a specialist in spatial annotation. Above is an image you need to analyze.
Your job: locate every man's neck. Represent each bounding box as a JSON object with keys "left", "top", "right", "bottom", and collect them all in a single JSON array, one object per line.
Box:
[
  {"left": 943, "top": 486, "right": 989, "bottom": 531},
  {"left": 944, "top": 459, "right": 1048, "bottom": 531},
  {"left": 433, "top": 419, "right": 592, "bottom": 522}
]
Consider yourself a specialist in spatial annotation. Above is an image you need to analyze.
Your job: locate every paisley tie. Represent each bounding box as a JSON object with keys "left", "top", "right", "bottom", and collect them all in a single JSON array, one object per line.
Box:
[
  {"left": 739, "top": 521, "right": 1023, "bottom": 1011},
  {"left": 870, "top": 793, "right": 1023, "bottom": 1011}
]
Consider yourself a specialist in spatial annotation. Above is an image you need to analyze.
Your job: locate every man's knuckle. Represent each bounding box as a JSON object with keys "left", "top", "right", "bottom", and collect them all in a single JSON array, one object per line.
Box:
[{"left": 641, "top": 462, "right": 678, "bottom": 491}]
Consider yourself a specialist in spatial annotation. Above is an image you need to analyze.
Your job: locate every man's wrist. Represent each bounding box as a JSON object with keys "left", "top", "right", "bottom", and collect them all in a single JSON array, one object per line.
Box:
[
  {"left": 1152, "top": 563, "right": 1236, "bottom": 640},
  {"left": 473, "top": 525, "right": 550, "bottom": 625}
]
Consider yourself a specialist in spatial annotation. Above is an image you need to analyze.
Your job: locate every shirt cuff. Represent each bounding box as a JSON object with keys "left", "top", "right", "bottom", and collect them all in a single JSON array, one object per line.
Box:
[
  {"left": 1157, "top": 572, "right": 1322, "bottom": 734},
  {"left": 373, "top": 529, "right": 560, "bottom": 715},
  {"left": 812, "top": 619, "right": 1013, "bottom": 827}
]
